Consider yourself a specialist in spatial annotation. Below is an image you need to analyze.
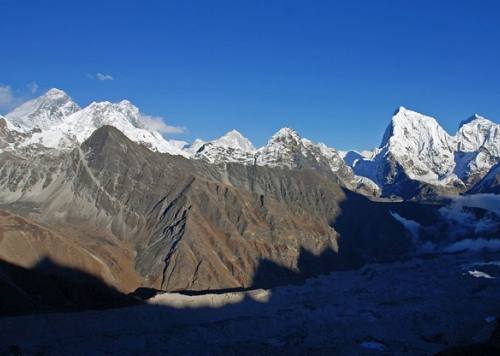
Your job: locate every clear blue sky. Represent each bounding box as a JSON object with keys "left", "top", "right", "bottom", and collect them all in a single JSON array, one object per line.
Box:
[{"left": 1, "top": 0, "right": 499, "bottom": 150}]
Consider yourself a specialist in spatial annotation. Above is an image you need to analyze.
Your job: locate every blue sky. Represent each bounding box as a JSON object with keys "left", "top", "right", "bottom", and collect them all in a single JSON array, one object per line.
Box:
[{"left": 1, "top": 0, "right": 499, "bottom": 150}]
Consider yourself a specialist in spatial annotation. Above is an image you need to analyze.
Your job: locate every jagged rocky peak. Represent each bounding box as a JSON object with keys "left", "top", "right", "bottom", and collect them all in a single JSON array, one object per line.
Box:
[
  {"left": 270, "top": 127, "right": 302, "bottom": 143},
  {"left": 5, "top": 88, "right": 80, "bottom": 131},
  {"left": 255, "top": 127, "right": 304, "bottom": 168}
]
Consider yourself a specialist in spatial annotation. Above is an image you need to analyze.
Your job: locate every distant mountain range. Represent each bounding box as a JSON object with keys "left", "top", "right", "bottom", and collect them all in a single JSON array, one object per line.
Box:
[
  {"left": 1, "top": 88, "right": 498, "bottom": 199},
  {"left": 0, "top": 88, "right": 499, "bottom": 302}
]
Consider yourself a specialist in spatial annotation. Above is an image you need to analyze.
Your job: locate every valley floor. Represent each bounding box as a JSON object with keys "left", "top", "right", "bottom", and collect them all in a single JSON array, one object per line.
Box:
[{"left": 1, "top": 251, "right": 500, "bottom": 355}]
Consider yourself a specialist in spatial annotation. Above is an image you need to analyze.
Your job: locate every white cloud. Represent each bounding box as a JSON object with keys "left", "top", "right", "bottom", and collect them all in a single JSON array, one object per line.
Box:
[
  {"left": 27, "top": 82, "right": 39, "bottom": 94},
  {"left": 140, "top": 114, "right": 186, "bottom": 134},
  {"left": 87, "top": 73, "right": 114, "bottom": 81},
  {"left": 449, "top": 194, "right": 500, "bottom": 215},
  {"left": 0, "top": 84, "right": 14, "bottom": 109},
  {"left": 96, "top": 73, "right": 114, "bottom": 81}
]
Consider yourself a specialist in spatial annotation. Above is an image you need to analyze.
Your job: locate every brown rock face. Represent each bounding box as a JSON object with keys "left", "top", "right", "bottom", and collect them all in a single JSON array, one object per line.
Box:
[
  {"left": 0, "top": 126, "right": 433, "bottom": 293},
  {"left": 0, "top": 210, "right": 140, "bottom": 292}
]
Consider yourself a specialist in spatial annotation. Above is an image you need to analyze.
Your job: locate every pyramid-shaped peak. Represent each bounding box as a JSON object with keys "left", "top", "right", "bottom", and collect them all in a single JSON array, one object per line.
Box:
[
  {"left": 44, "top": 88, "right": 69, "bottom": 98},
  {"left": 5, "top": 88, "right": 80, "bottom": 132},
  {"left": 223, "top": 129, "right": 246, "bottom": 138},
  {"left": 212, "top": 129, "right": 255, "bottom": 152}
]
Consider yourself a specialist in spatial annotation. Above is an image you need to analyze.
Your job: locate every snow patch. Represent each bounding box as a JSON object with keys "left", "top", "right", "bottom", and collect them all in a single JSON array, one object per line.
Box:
[{"left": 468, "top": 270, "right": 495, "bottom": 279}]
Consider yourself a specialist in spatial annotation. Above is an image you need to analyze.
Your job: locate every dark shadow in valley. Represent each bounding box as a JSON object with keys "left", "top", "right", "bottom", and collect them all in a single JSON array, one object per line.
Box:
[
  {"left": 1, "top": 201, "right": 499, "bottom": 355},
  {"left": 1, "top": 189, "right": 497, "bottom": 354},
  {"left": 0, "top": 257, "right": 140, "bottom": 317},
  {"left": 0, "top": 188, "right": 447, "bottom": 315}
]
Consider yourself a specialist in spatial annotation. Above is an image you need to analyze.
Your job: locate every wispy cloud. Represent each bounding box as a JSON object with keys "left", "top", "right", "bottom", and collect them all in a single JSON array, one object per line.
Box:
[
  {"left": 140, "top": 114, "right": 186, "bottom": 134},
  {"left": 0, "top": 84, "right": 14, "bottom": 109},
  {"left": 0, "top": 83, "right": 44, "bottom": 112},
  {"left": 96, "top": 73, "right": 114, "bottom": 81},
  {"left": 87, "top": 73, "right": 114, "bottom": 81},
  {"left": 27, "top": 82, "right": 39, "bottom": 94}
]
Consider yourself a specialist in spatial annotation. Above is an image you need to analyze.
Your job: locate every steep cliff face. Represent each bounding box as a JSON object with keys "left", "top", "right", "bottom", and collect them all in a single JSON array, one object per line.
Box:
[
  {"left": 352, "top": 108, "right": 500, "bottom": 198},
  {"left": 0, "top": 126, "right": 420, "bottom": 291}
]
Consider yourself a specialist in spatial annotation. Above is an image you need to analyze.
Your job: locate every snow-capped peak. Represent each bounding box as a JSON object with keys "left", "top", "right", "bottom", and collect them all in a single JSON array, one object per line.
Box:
[
  {"left": 456, "top": 113, "right": 499, "bottom": 156},
  {"left": 355, "top": 107, "right": 459, "bottom": 187},
  {"left": 185, "top": 139, "right": 206, "bottom": 154},
  {"left": 193, "top": 130, "right": 255, "bottom": 164},
  {"left": 255, "top": 127, "right": 307, "bottom": 168},
  {"left": 5, "top": 90, "right": 189, "bottom": 157},
  {"left": 44, "top": 88, "right": 69, "bottom": 98},
  {"left": 211, "top": 129, "right": 256, "bottom": 153},
  {"left": 5, "top": 88, "right": 80, "bottom": 132},
  {"left": 352, "top": 107, "right": 500, "bottom": 195},
  {"left": 381, "top": 107, "right": 452, "bottom": 148},
  {"left": 269, "top": 127, "right": 301, "bottom": 143},
  {"left": 458, "top": 113, "right": 491, "bottom": 128}
]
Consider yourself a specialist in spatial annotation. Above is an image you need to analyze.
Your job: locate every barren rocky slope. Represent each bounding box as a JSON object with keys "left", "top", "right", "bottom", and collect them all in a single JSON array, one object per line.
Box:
[{"left": 0, "top": 126, "right": 441, "bottom": 293}]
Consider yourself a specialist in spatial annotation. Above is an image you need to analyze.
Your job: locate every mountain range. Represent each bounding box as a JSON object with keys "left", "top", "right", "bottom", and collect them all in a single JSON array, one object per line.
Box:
[
  {"left": 2, "top": 88, "right": 498, "bottom": 199},
  {"left": 0, "top": 89, "right": 464, "bottom": 291},
  {"left": 0, "top": 88, "right": 499, "bottom": 297},
  {"left": 0, "top": 89, "right": 500, "bottom": 353}
]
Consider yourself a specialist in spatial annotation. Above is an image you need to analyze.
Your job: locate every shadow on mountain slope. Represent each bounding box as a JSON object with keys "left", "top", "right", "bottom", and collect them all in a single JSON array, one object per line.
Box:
[
  {"left": 0, "top": 212, "right": 418, "bottom": 317},
  {"left": 0, "top": 257, "right": 140, "bottom": 317},
  {"left": 0, "top": 189, "right": 446, "bottom": 311}
]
